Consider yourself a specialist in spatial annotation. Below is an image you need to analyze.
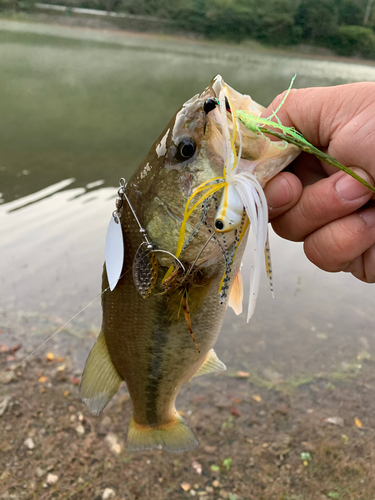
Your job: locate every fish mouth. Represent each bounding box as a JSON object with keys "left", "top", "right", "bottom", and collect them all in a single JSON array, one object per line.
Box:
[
  {"left": 149, "top": 76, "right": 300, "bottom": 279},
  {"left": 166, "top": 75, "right": 300, "bottom": 270},
  {"left": 176, "top": 76, "right": 301, "bottom": 314},
  {"left": 204, "top": 75, "right": 300, "bottom": 187}
]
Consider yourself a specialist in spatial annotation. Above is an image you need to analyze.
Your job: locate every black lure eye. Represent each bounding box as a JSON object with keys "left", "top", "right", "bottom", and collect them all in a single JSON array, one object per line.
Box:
[
  {"left": 215, "top": 219, "right": 224, "bottom": 231},
  {"left": 178, "top": 138, "right": 196, "bottom": 160}
]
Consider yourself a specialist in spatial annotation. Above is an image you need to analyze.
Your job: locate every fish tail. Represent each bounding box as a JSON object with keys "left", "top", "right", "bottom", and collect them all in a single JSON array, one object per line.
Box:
[
  {"left": 80, "top": 330, "right": 122, "bottom": 415},
  {"left": 127, "top": 414, "right": 198, "bottom": 453}
]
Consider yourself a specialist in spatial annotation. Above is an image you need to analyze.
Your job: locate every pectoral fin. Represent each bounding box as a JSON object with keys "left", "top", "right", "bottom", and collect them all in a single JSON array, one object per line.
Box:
[
  {"left": 193, "top": 349, "right": 226, "bottom": 378},
  {"left": 80, "top": 330, "right": 122, "bottom": 415},
  {"left": 228, "top": 268, "right": 243, "bottom": 315}
]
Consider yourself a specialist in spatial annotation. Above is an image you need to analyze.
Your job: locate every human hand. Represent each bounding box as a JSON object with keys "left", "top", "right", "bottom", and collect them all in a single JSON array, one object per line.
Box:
[{"left": 262, "top": 83, "right": 375, "bottom": 283}]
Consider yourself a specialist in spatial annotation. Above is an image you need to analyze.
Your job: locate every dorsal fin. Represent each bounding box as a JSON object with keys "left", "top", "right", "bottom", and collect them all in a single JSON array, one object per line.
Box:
[
  {"left": 228, "top": 268, "right": 243, "bottom": 315},
  {"left": 193, "top": 349, "right": 226, "bottom": 378}
]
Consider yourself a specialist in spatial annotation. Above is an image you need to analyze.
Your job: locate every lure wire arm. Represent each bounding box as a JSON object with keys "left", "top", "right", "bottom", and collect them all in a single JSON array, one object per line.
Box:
[
  {"left": 152, "top": 250, "right": 186, "bottom": 273},
  {"left": 118, "top": 178, "right": 153, "bottom": 250},
  {"left": 186, "top": 232, "right": 216, "bottom": 276},
  {"left": 117, "top": 178, "right": 186, "bottom": 272}
]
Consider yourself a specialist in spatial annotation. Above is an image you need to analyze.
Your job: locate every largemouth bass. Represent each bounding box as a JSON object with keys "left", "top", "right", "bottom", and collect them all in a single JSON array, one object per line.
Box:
[{"left": 80, "top": 75, "right": 299, "bottom": 452}]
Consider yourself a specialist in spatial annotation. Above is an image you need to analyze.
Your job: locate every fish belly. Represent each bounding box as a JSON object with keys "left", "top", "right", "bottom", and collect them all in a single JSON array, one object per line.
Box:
[{"left": 81, "top": 207, "right": 245, "bottom": 452}]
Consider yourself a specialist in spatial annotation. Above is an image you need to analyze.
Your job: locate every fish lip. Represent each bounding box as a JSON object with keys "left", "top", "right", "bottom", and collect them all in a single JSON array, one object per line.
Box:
[
  {"left": 210, "top": 74, "right": 265, "bottom": 118},
  {"left": 205, "top": 74, "right": 267, "bottom": 161},
  {"left": 205, "top": 75, "right": 300, "bottom": 176},
  {"left": 203, "top": 97, "right": 217, "bottom": 115}
]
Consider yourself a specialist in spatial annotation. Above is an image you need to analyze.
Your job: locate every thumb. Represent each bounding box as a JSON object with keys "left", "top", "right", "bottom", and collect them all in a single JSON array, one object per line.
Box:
[{"left": 260, "top": 83, "right": 373, "bottom": 149}]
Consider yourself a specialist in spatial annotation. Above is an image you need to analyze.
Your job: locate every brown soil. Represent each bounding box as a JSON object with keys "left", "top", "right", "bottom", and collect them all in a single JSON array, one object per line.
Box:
[{"left": 2, "top": 347, "right": 375, "bottom": 500}]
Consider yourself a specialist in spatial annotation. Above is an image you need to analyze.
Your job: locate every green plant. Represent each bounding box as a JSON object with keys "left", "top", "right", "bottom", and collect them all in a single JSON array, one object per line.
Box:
[
  {"left": 329, "top": 25, "right": 375, "bottom": 58},
  {"left": 223, "top": 457, "right": 233, "bottom": 470}
]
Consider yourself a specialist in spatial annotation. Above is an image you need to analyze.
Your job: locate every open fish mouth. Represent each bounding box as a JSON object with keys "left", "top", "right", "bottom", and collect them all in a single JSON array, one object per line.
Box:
[
  {"left": 81, "top": 75, "right": 372, "bottom": 454},
  {"left": 81, "top": 75, "right": 303, "bottom": 454},
  {"left": 168, "top": 75, "right": 300, "bottom": 321},
  {"left": 207, "top": 75, "right": 300, "bottom": 186}
]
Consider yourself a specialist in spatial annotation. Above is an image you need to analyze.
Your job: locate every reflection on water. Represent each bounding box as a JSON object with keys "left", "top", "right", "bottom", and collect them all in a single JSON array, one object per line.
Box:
[
  {"left": 0, "top": 180, "right": 113, "bottom": 328},
  {"left": 0, "top": 20, "right": 374, "bottom": 373}
]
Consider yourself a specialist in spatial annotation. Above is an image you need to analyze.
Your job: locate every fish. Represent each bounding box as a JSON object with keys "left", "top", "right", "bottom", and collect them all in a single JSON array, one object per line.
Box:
[{"left": 80, "top": 75, "right": 300, "bottom": 453}]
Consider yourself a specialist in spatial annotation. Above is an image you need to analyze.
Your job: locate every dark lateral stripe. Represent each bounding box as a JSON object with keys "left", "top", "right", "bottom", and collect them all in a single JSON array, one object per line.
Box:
[{"left": 145, "top": 318, "right": 171, "bottom": 424}]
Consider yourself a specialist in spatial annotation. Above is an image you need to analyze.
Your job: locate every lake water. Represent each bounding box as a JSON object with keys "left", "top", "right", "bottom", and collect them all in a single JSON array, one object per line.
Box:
[
  {"left": 0, "top": 18, "right": 374, "bottom": 378},
  {"left": 2, "top": 19, "right": 375, "bottom": 500}
]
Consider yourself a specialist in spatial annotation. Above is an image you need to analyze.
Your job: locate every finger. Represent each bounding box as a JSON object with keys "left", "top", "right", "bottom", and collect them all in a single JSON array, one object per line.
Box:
[
  {"left": 264, "top": 172, "right": 303, "bottom": 220},
  {"left": 303, "top": 207, "right": 375, "bottom": 281},
  {"left": 343, "top": 244, "right": 375, "bottom": 283},
  {"left": 261, "top": 83, "right": 375, "bottom": 148},
  {"left": 271, "top": 168, "right": 374, "bottom": 241},
  {"left": 261, "top": 86, "right": 336, "bottom": 147},
  {"left": 363, "top": 243, "right": 375, "bottom": 282},
  {"left": 293, "top": 153, "right": 328, "bottom": 187}
]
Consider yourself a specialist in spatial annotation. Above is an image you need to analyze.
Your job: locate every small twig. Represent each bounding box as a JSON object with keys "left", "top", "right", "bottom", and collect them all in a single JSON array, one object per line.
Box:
[
  {"left": 63, "top": 481, "right": 91, "bottom": 500},
  {"left": 182, "top": 291, "right": 200, "bottom": 353},
  {"left": 237, "top": 111, "right": 375, "bottom": 195},
  {"left": 258, "top": 126, "right": 375, "bottom": 194}
]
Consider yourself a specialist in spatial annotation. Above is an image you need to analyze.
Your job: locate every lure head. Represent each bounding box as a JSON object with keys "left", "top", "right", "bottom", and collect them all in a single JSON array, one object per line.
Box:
[{"left": 214, "top": 184, "right": 243, "bottom": 233}]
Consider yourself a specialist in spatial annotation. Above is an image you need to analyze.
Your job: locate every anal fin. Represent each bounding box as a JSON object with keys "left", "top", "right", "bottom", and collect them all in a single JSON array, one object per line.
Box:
[
  {"left": 193, "top": 349, "right": 226, "bottom": 378},
  {"left": 228, "top": 268, "right": 243, "bottom": 315},
  {"left": 80, "top": 330, "right": 122, "bottom": 415},
  {"left": 128, "top": 414, "right": 198, "bottom": 453}
]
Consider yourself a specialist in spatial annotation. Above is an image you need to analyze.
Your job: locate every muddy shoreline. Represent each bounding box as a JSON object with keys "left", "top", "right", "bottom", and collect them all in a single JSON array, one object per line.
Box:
[{"left": 2, "top": 347, "right": 375, "bottom": 500}]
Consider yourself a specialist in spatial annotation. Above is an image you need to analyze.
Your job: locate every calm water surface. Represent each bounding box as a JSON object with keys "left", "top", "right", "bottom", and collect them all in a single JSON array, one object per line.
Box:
[{"left": 0, "top": 20, "right": 374, "bottom": 376}]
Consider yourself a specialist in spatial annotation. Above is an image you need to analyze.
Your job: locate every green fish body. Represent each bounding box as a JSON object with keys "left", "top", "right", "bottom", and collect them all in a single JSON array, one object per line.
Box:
[{"left": 80, "top": 76, "right": 300, "bottom": 452}]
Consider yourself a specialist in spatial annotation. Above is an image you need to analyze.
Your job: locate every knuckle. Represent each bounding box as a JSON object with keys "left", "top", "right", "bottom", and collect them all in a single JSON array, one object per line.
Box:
[
  {"left": 304, "top": 234, "right": 330, "bottom": 271},
  {"left": 348, "top": 260, "right": 375, "bottom": 283},
  {"left": 274, "top": 186, "right": 333, "bottom": 242},
  {"left": 363, "top": 244, "right": 375, "bottom": 283},
  {"left": 304, "top": 224, "right": 347, "bottom": 272},
  {"left": 304, "top": 216, "right": 375, "bottom": 276},
  {"left": 271, "top": 216, "right": 303, "bottom": 242},
  {"left": 302, "top": 188, "right": 330, "bottom": 222}
]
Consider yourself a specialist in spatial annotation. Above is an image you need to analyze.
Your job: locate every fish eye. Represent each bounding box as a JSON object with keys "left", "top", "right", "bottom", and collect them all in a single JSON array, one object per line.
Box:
[
  {"left": 178, "top": 138, "right": 196, "bottom": 160},
  {"left": 215, "top": 219, "right": 224, "bottom": 231}
]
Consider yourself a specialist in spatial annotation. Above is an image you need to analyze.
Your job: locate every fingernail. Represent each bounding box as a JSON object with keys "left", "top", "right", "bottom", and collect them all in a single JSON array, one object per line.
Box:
[
  {"left": 360, "top": 208, "right": 375, "bottom": 228},
  {"left": 335, "top": 172, "right": 372, "bottom": 201}
]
